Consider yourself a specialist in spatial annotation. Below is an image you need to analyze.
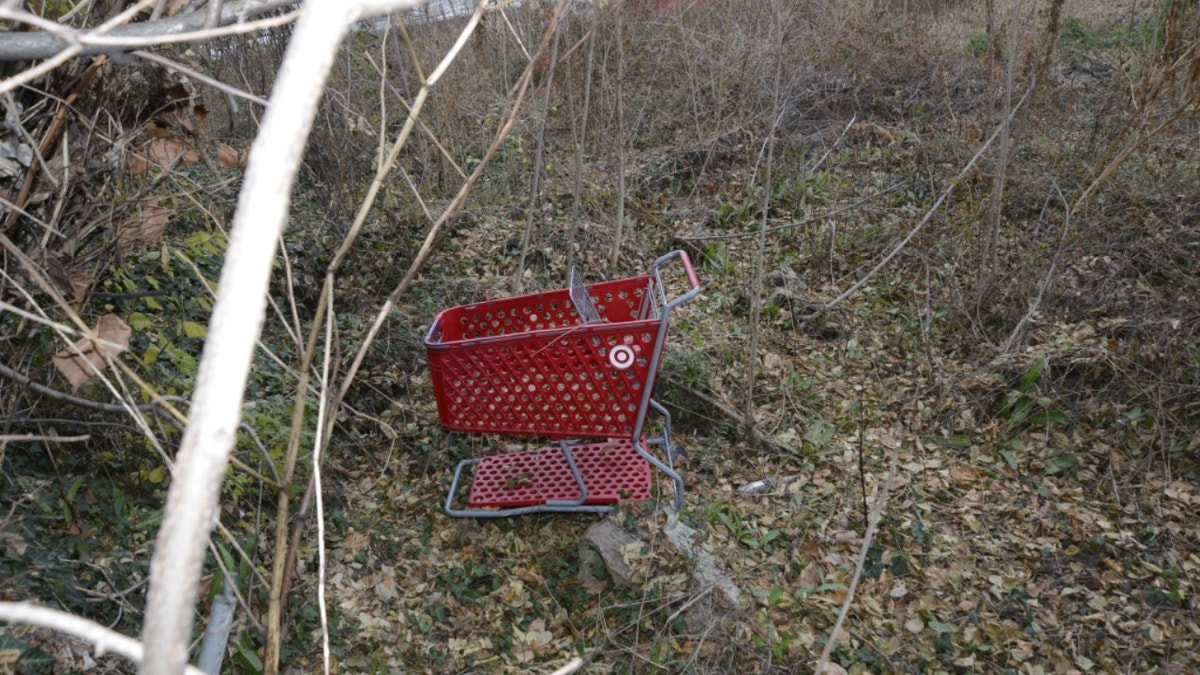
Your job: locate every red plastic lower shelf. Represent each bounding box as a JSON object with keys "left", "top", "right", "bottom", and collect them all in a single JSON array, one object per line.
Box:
[{"left": 468, "top": 438, "right": 651, "bottom": 508}]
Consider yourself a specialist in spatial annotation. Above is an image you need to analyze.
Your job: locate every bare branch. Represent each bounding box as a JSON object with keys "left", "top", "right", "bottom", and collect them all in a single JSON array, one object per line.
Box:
[
  {"left": 0, "top": 602, "right": 206, "bottom": 675},
  {"left": 0, "top": 0, "right": 299, "bottom": 61},
  {"left": 0, "top": 433, "right": 90, "bottom": 443},
  {"left": 133, "top": 50, "right": 269, "bottom": 107},
  {"left": 139, "top": 2, "right": 427, "bottom": 672}
]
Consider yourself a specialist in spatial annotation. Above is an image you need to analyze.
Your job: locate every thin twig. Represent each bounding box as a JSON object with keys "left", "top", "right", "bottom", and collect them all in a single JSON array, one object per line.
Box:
[
  {"left": 266, "top": 4, "right": 492, "bottom": 667},
  {"left": 0, "top": 45, "right": 81, "bottom": 97},
  {"left": 857, "top": 404, "right": 867, "bottom": 525},
  {"left": 0, "top": 2, "right": 303, "bottom": 59},
  {"left": 140, "top": 4, "right": 425, "bottom": 671},
  {"left": 813, "top": 436, "right": 902, "bottom": 674},
  {"left": 1000, "top": 182, "right": 1071, "bottom": 355},
  {"left": 0, "top": 300, "right": 130, "bottom": 359},
  {"left": 547, "top": 658, "right": 584, "bottom": 675},
  {"left": 275, "top": 1, "right": 568, "bottom": 615},
  {"left": 514, "top": 8, "right": 563, "bottom": 291},
  {"left": 0, "top": 434, "right": 90, "bottom": 443},
  {"left": 659, "top": 372, "right": 800, "bottom": 457},
  {"left": 0, "top": 359, "right": 157, "bottom": 413},
  {"left": 609, "top": 5, "right": 626, "bottom": 275},
  {"left": 744, "top": 0, "right": 785, "bottom": 448},
  {"left": 314, "top": 286, "right": 334, "bottom": 675},
  {"left": 133, "top": 50, "right": 269, "bottom": 107}
]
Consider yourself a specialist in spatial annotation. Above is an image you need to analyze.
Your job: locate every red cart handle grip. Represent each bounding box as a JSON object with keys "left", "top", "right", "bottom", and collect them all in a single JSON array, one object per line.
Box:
[
  {"left": 678, "top": 250, "right": 700, "bottom": 289},
  {"left": 652, "top": 249, "right": 702, "bottom": 313}
]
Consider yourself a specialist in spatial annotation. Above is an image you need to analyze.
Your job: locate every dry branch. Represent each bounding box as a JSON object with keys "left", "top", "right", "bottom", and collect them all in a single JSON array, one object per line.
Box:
[
  {"left": 0, "top": 603, "right": 206, "bottom": 675},
  {"left": 265, "top": 4, "right": 492, "bottom": 668},
  {"left": 659, "top": 372, "right": 800, "bottom": 458},
  {"left": 0, "top": 0, "right": 301, "bottom": 61},
  {"left": 139, "top": 2, "right": 422, "bottom": 673},
  {"left": 813, "top": 437, "right": 902, "bottom": 675}
]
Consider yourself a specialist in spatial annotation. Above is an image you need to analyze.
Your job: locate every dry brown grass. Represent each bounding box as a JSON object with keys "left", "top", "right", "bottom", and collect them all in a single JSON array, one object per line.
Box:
[{"left": 4, "top": 1, "right": 1199, "bottom": 671}]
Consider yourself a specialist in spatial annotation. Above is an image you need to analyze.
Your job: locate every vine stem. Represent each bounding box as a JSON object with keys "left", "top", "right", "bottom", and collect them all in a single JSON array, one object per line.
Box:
[{"left": 814, "top": 439, "right": 902, "bottom": 674}]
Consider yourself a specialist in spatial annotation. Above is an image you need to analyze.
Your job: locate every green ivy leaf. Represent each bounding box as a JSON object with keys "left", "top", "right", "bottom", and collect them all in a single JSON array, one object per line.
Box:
[
  {"left": 128, "top": 312, "right": 153, "bottom": 331},
  {"left": 182, "top": 321, "right": 207, "bottom": 338},
  {"left": 234, "top": 635, "right": 264, "bottom": 673},
  {"left": 1044, "top": 453, "right": 1078, "bottom": 475},
  {"left": 1019, "top": 359, "right": 1046, "bottom": 392},
  {"left": 999, "top": 448, "right": 1018, "bottom": 471},
  {"left": 143, "top": 344, "right": 161, "bottom": 366},
  {"left": 17, "top": 647, "right": 54, "bottom": 675},
  {"left": 164, "top": 343, "right": 198, "bottom": 375}
]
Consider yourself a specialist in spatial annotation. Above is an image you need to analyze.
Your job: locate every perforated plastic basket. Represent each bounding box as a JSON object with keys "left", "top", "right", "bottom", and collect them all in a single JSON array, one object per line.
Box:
[
  {"left": 424, "top": 275, "right": 663, "bottom": 439},
  {"left": 467, "top": 438, "right": 652, "bottom": 508}
]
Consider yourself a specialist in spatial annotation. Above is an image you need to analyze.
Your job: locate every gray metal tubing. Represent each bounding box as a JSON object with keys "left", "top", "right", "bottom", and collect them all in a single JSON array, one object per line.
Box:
[
  {"left": 651, "top": 250, "right": 703, "bottom": 313},
  {"left": 630, "top": 251, "right": 701, "bottom": 446},
  {"left": 647, "top": 399, "right": 677, "bottom": 465},
  {"left": 544, "top": 442, "right": 589, "bottom": 507},
  {"left": 632, "top": 437, "right": 685, "bottom": 511},
  {"left": 196, "top": 573, "right": 237, "bottom": 674},
  {"left": 444, "top": 451, "right": 613, "bottom": 519},
  {"left": 443, "top": 458, "right": 481, "bottom": 517},
  {"left": 628, "top": 398, "right": 685, "bottom": 511}
]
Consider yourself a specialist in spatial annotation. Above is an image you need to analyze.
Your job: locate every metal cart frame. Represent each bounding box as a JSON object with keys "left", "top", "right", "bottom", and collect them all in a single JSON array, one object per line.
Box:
[{"left": 424, "top": 250, "right": 700, "bottom": 518}]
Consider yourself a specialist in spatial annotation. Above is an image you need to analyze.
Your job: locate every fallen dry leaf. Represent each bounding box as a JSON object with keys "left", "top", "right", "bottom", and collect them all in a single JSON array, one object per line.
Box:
[
  {"left": 216, "top": 142, "right": 246, "bottom": 169},
  {"left": 2, "top": 531, "right": 28, "bottom": 557},
  {"left": 115, "top": 197, "right": 171, "bottom": 255},
  {"left": 374, "top": 575, "right": 399, "bottom": 601},
  {"left": 798, "top": 562, "right": 822, "bottom": 587},
  {"left": 949, "top": 464, "right": 983, "bottom": 484},
  {"left": 146, "top": 137, "right": 200, "bottom": 167},
  {"left": 52, "top": 314, "right": 131, "bottom": 391},
  {"left": 124, "top": 137, "right": 200, "bottom": 174},
  {"left": 343, "top": 531, "right": 370, "bottom": 554}
]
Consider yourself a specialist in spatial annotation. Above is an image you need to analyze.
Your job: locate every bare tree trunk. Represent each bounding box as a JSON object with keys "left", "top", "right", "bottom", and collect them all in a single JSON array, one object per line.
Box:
[
  {"left": 139, "top": 2, "right": 419, "bottom": 672},
  {"left": 984, "top": 0, "right": 996, "bottom": 135},
  {"left": 978, "top": 0, "right": 1023, "bottom": 304}
]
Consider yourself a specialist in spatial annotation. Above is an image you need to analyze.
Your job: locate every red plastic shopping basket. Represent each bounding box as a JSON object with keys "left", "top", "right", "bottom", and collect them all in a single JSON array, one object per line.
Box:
[
  {"left": 428, "top": 251, "right": 701, "bottom": 517},
  {"left": 425, "top": 275, "right": 665, "bottom": 439}
]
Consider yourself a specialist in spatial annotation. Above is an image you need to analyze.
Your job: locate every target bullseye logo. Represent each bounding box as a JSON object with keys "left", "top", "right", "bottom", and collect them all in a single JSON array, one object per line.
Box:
[{"left": 609, "top": 345, "right": 636, "bottom": 369}]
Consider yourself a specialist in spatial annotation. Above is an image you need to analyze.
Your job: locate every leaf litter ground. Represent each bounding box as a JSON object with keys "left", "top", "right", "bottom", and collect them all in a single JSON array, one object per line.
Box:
[{"left": 311, "top": 168, "right": 1199, "bottom": 673}]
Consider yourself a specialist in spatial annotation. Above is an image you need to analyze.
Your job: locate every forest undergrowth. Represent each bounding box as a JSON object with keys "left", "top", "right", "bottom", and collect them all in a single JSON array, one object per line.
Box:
[{"left": 1, "top": 0, "right": 1197, "bottom": 673}]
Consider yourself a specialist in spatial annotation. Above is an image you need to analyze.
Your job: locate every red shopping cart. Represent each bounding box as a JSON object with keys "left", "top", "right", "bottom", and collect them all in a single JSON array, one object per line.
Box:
[{"left": 425, "top": 250, "right": 701, "bottom": 517}]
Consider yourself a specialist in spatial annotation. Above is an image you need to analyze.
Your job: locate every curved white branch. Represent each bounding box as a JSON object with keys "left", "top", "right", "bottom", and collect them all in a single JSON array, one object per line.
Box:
[
  {"left": 0, "top": 602, "right": 206, "bottom": 675},
  {"left": 138, "top": 1, "right": 424, "bottom": 673},
  {"left": 0, "top": 0, "right": 297, "bottom": 61}
]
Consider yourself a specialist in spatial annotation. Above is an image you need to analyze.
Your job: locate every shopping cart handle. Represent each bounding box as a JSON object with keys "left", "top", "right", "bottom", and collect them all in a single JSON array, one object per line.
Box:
[{"left": 652, "top": 249, "right": 702, "bottom": 313}]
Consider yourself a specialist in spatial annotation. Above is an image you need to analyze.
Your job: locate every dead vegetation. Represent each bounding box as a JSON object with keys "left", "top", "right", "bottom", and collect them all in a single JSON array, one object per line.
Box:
[{"left": 1, "top": 0, "right": 1198, "bottom": 673}]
